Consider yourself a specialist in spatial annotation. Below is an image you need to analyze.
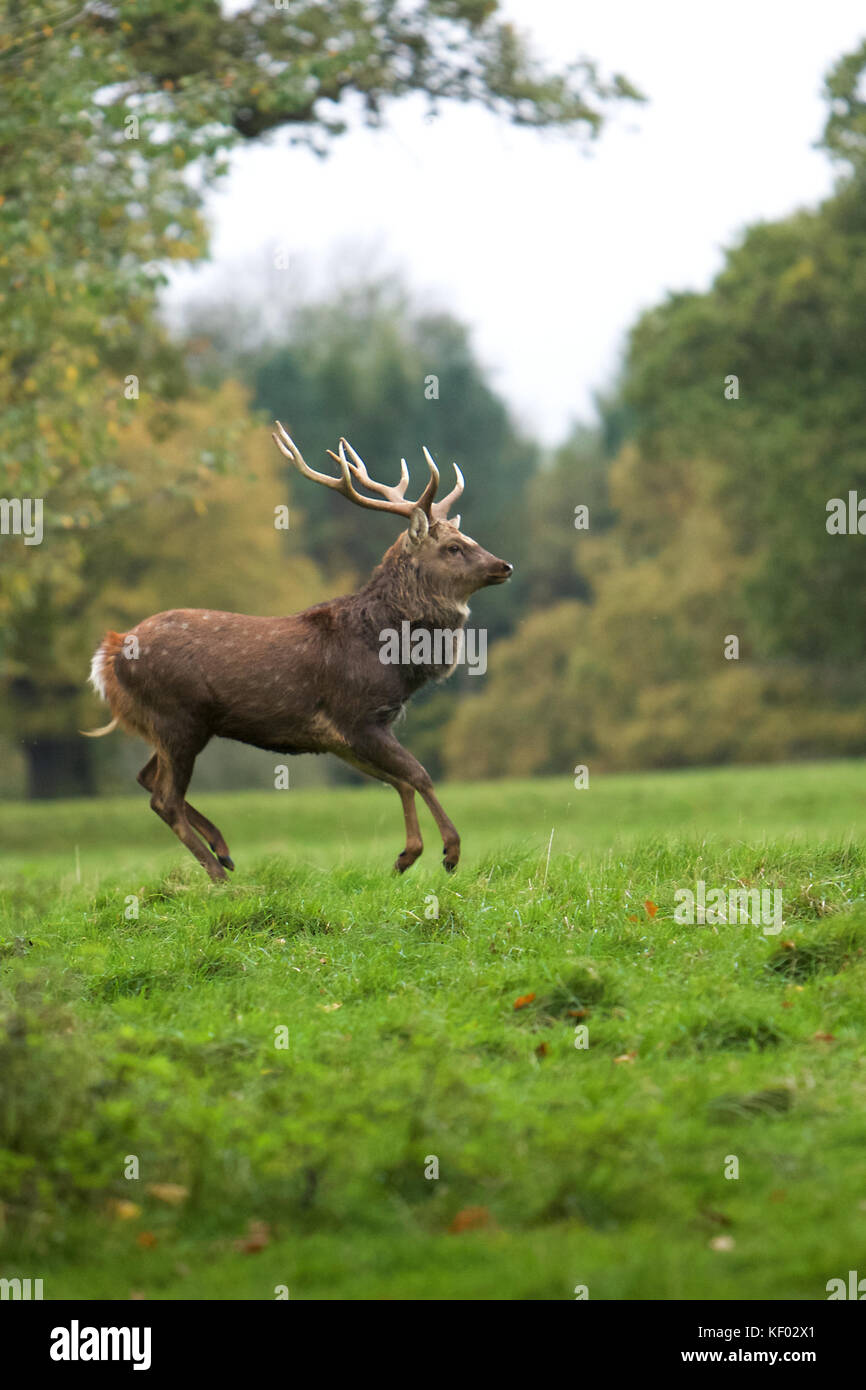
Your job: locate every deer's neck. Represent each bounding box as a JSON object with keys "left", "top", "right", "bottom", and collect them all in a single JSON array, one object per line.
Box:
[{"left": 353, "top": 548, "right": 469, "bottom": 635}]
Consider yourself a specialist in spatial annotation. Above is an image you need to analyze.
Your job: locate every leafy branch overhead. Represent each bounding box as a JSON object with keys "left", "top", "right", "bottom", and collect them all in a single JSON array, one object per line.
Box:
[{"left": 67, "top": 0, "right": 643, "bottom": 146}]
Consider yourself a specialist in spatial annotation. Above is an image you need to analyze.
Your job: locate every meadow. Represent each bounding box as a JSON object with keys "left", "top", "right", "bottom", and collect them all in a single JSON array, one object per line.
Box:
[{"left": 2, "top": 759, "right": 866, "bottom": 1300}]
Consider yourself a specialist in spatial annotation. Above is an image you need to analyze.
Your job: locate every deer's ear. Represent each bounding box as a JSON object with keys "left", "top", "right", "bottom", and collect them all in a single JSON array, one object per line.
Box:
[{"left": 407, "top": 507, "right": 429, "bottom": 547}]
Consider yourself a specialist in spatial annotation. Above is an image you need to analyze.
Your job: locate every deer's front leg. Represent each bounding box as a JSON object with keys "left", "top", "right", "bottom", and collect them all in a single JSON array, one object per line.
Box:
[
  {"left": 334, "top": 748, "right": 423, "bottom": 871},
  {"left": 347, "top": 727, "right": 460, "bottom": 872}
]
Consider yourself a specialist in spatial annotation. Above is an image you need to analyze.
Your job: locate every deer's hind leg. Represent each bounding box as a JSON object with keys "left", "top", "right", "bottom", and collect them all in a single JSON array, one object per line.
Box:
[
  {"left": 137, "top": 755, "right": 234, "bottom": 870},
  {"left": 138, "top": 739, "right": 228, "bottom": 883}
]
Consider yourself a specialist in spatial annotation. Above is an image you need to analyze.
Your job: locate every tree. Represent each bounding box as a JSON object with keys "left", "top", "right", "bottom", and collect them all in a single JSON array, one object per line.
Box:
[
  {"left": 821, "top": 39, "right": 866, "bottom": 174},
  {"left": 441, "top": 43, "right": 866, "bottom": 780},
  {"left": 620, "top": 189, "right": 866, "bottom": 665},
  {"left": 523, "top": 419, "right": 618, "bottom": 610}
]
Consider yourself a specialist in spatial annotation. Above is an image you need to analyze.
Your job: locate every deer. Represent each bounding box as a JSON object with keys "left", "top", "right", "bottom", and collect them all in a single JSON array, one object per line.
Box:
[{"left": 84, "top": 424, "right": 513, "bottom": 881}]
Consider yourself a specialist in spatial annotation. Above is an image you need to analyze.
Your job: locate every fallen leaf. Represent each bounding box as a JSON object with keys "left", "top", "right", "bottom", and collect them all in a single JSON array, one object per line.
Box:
[
  {"left": 534, "top": 1041, "right": 549, "bottom": 1058},
  {"left": 318, "top": 1001, "right": 342, "bottom": 1013},
  {"left": 566, "top": 1008, "right": 588, "bottom": 1019},
  {"left": 448, "top": 1207, "right": 490, "bottom": 1234},
  {"left": 613, "top": 1051, "right": 637, "bottom": 1064},
  {"left": 644, "top": 900, "right": 658, "bottom": 918},
  {"left": 146, "top": 1183, "right": 188, "bottom": 1206},
  {"left": 513, "top": 993, "right": 535, "bottom": 1010},
  {"left": 136, "top": 1231, "right": 158, "bottom": 1249},
  {"left": 770, "top": 1190, "right": 787, "bottom": 1203},
  {"left": 129, "top": 1290, "right": 147, "bottom": 1300},
  {"left": 813, "top": 1031, "right": 836, "bottom": 1043}
]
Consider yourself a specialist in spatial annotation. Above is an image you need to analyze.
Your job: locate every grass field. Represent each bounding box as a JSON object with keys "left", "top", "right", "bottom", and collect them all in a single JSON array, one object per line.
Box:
[{"left": 2, "top": 759, "right": 866, "bottom": 1300}]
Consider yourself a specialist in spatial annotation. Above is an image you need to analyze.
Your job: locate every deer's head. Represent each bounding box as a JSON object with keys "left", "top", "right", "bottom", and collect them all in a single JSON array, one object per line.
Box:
[{"left": 272, "top": 424, "right": 513, "bottom": 602}]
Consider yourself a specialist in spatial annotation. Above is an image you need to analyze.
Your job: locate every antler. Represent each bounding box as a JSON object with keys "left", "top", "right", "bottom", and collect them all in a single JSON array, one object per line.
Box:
[
  {"left": 272, "top": 422, "right": 464, "bottom": 522},
  {"left": 430, "top": 454, "right": 464, "bottom": 524}
]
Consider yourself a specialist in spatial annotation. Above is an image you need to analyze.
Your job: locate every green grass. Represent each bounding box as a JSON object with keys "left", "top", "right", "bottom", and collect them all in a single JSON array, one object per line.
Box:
[{"left": 2, "top": 759, "right": 866, "bottom": 1300}]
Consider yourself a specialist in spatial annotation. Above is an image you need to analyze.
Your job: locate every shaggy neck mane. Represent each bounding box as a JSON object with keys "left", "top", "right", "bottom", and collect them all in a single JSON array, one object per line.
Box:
[{"left": 352, "top": 529, "right": 468, "bottom": 633}]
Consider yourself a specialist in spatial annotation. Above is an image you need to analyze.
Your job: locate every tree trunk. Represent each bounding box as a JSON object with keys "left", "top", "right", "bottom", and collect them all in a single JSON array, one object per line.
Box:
[{"left": 22, "top": 736, "right": 96, "bottom": 799}]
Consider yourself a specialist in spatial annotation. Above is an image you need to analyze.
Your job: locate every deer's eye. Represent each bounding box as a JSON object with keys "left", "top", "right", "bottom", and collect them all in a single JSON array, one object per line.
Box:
[{"left": 447, "top": 544, "right": 462, "bottom": 555}]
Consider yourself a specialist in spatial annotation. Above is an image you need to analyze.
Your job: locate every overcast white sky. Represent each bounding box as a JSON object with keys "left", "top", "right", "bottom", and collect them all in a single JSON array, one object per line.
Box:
[{"left": 166, "top": 2, "right": 866, "bottom": 445}]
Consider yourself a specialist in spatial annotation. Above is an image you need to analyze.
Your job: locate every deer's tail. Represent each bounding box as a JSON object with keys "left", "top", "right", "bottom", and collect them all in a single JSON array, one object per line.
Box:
[
  {"left": 81, "top": 631, "right": 129, "bottom": 738},
  {"left": 80, "top": 717, "right": 119, "bottom": 738}
]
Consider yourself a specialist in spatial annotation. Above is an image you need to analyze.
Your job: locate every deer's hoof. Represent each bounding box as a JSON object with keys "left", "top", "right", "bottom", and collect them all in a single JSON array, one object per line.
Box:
[{"left": 218, "top": 854, "right": 235, "bottom": 871}]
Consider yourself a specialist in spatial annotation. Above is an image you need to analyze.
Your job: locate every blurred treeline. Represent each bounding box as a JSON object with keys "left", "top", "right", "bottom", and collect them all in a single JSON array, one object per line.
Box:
[{"left": 3, "top": 4, "right": 866, "bottom": 796}]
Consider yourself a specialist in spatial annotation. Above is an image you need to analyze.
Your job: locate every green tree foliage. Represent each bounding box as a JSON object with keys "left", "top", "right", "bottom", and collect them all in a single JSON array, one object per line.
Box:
[
  {"left": 523, "top": 418, "right": 618, "bottom": 609},
  {"left": 444, "top": 601, "right": 599, "bottom": 779},
  {"left": 446, "top": 48, "right": 866, "bottom": 779},
  {"left": 821, "top": 39, "right": 866, "bottom": 172},
  {"left": 0, "top": 0, "right": 216, "bottom": 610}
]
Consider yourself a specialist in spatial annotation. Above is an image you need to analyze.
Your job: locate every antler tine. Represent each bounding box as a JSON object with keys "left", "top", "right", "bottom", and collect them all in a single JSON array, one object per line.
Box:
[
  {"left": 416, "top": 446, "right": 440, "bottom": 514},
  {"left": 317, "top": 440, "right": 409, "bottom": 514},
  {"left": 330, "top": 439, "right": 414, "bottom": 511},
  {"left": 334, "top": 437, "right": 411, "bottom": 503},
  {"left": 272, "top": 420, "right": 346, "bottom": 493},
  {"left": 431, "top": 461, "right": 465, "bottom": 522}
]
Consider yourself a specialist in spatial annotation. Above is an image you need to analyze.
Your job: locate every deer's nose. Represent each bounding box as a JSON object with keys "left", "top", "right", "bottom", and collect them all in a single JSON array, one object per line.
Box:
[{"left": 499, "top": 561, "right": 514, "bottom": 577}]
